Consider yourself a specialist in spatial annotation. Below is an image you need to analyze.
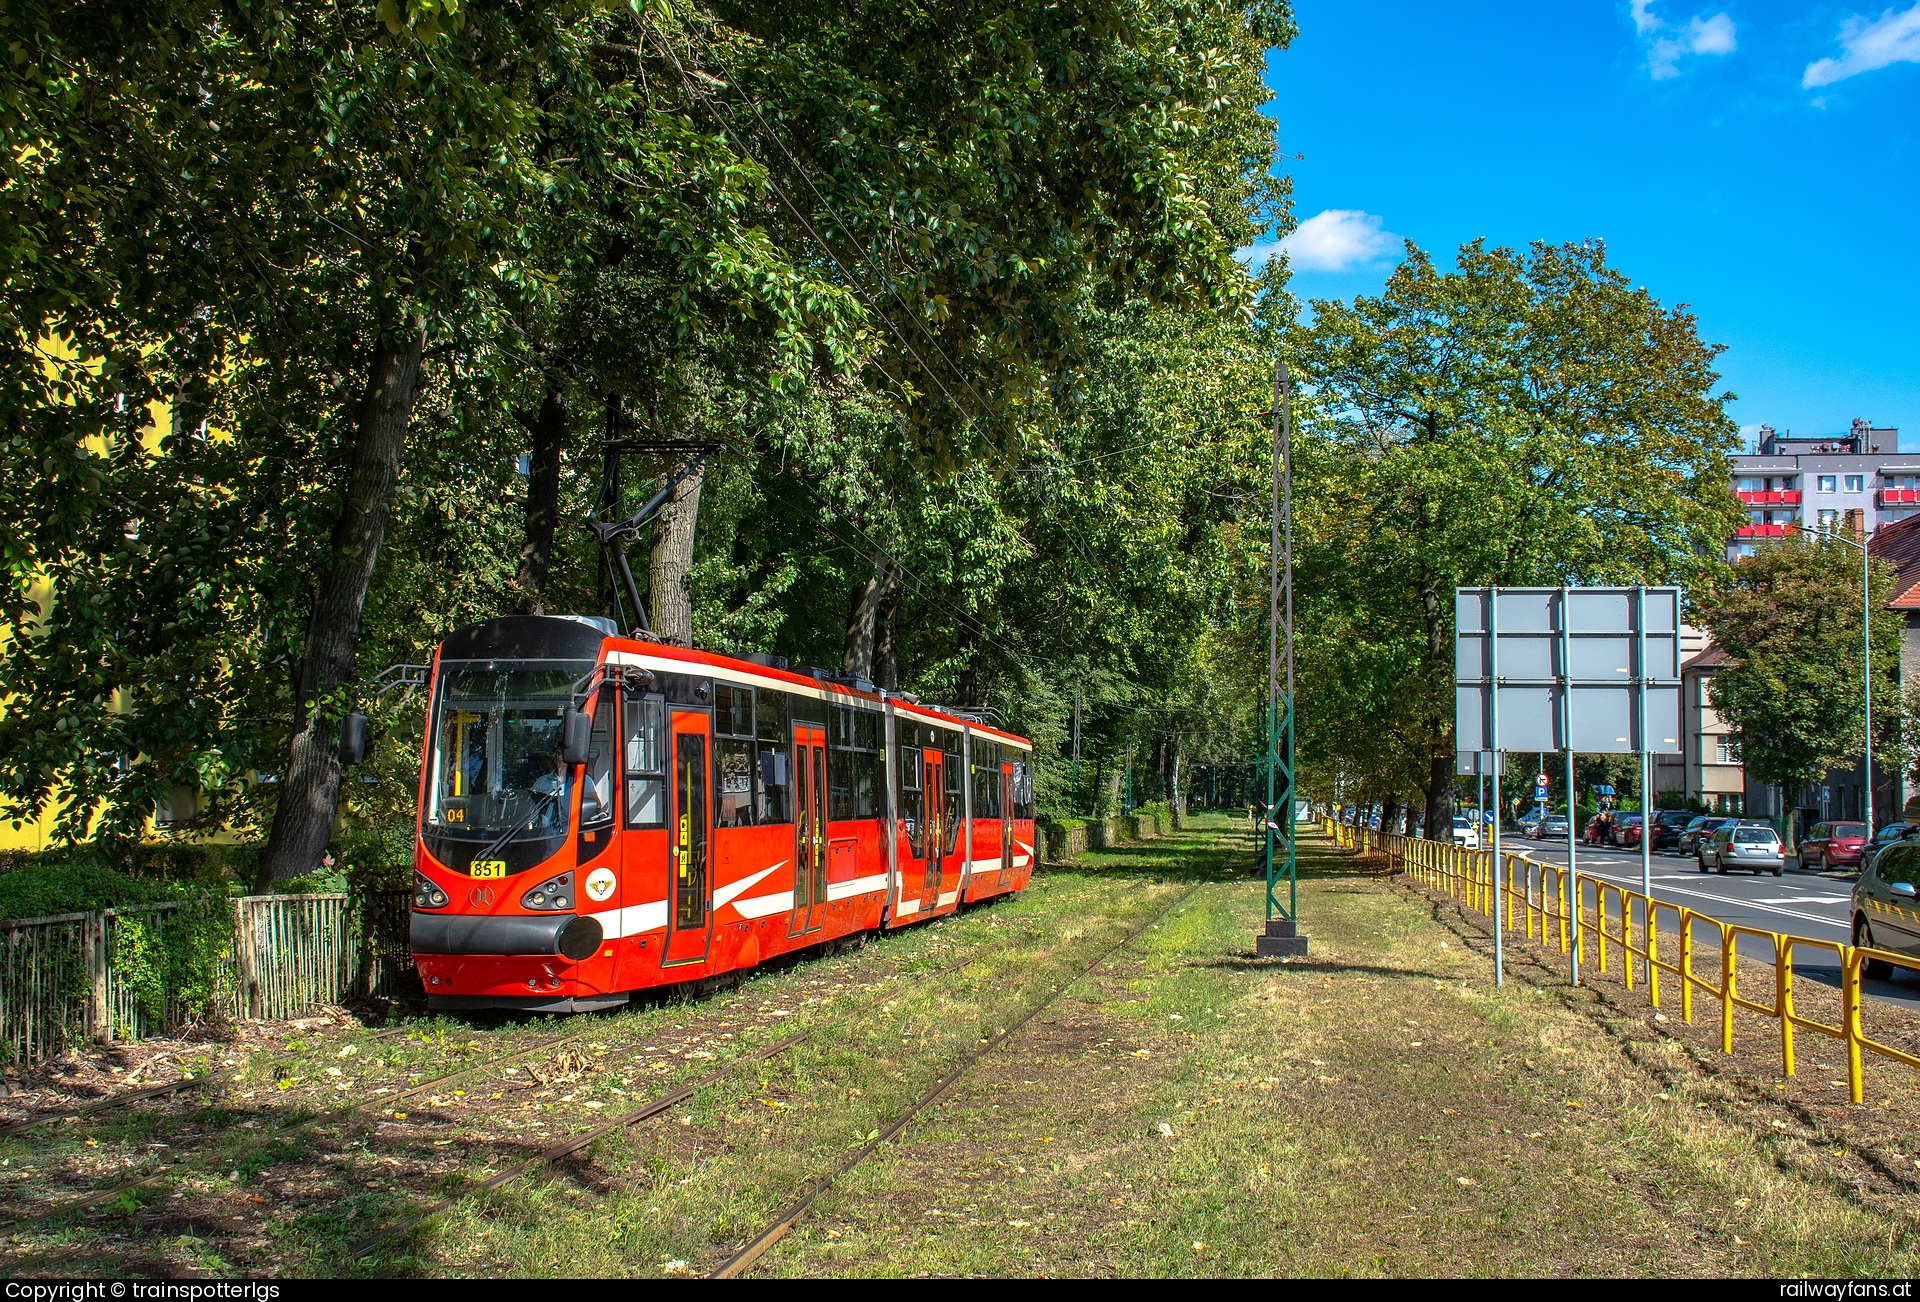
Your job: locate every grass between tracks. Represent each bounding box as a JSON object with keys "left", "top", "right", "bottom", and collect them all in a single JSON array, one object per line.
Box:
[{"left": 10, "top": 817, "right": 1920, "bottom": 1277}]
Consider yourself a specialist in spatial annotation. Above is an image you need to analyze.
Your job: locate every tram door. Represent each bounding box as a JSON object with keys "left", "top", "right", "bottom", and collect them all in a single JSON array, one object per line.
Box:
[
  {"left": 920, "top": 748, "right": 945, "bottom": 910},
  {"left": 662, "top": 711, "right": 712, "bottom": 967},
  {"left": 790, "top": 725, "right": 828, "bottom": 935},
  {"left": 1000, "top": 759, "right": 1015, "bottom": 876}
]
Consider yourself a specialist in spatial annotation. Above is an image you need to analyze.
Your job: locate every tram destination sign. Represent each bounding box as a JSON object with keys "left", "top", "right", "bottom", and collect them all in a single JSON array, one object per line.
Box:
[{"left": 1455, "top": 586, "right": 1682, "bottom": 757}]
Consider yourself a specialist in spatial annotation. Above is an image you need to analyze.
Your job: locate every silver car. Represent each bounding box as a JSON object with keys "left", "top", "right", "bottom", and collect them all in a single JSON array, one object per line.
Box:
[
  {"left": 1699, "top": 822, "right": 1784, "bottom": 875},
  {"left": 1853, "top": 841, "right": 1920, "bottom": 976}
]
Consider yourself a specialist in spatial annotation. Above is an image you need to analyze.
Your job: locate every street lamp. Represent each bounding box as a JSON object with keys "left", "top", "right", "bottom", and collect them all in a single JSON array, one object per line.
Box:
[{"left": 1770, "top": 521, "right": 1876, "bottom": 835}]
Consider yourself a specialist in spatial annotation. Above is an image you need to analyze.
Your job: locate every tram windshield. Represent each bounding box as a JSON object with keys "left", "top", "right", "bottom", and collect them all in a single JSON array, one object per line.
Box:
[{"left": 425, "top": 664, "right": 584, "bottom": 836}]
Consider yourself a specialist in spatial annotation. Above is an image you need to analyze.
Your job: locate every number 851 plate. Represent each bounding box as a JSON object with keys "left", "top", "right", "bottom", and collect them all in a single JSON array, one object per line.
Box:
[{"left": 469, "top": 860, "right": 507, "bottom": 879}]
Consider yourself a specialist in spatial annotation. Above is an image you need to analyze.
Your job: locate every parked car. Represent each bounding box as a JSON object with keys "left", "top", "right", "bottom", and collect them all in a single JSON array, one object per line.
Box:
[
  {"left": 1532, "top": 814, "right": 1570, "bottom": 840},
  {"left": 1614, "top": 813, "right": 1643, "bottom": 848},
  {"left": 1797, "top": 821, "right": 1868, "bottom": 871},
  {"left": 1647, "top": 809, "right": 1698, "bottom": 851},
  {"left": 1677, "top": 816, "right": 1731, "bottom": 856},
  {"left": 1860, "top": 822, "right": 1917, "bottom": 877},
  {"left": 1450, "top": 816, "right": 1480, "bottom": 850},
  {"left": 1852, "top": 841, "right": 1920, "bottom": 976},
  {"left": 1699, "top": 821, "right": 1785, "bottom": 875},
  {"left": 1516, "top": 811, "right": 1545, "bottom": 837},
  {"left": 1584, "top": 813, "right": 1633, "bottom": 847}
]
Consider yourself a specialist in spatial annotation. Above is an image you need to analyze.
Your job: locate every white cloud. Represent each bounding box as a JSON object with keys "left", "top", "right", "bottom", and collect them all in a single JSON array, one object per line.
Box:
[
  {"left": 1689, "top": 12, "right": 1737, "bottom": 54},
  {"left": 1804, "top": 4, "right": 1920, "bottom": 88},
  {"left": 1633, "top": 4, "right": 1737, "bottom": 79},
  {"left": 1277, "top": 209, "right": 1400, "bottom": 273}
]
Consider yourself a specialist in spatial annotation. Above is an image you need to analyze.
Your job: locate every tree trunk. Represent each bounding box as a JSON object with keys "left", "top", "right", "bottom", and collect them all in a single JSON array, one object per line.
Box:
[
  {"left": 514, "top": 383, "right": 568, "bottom": 615},
  {"left": 1415, "top": 569, "right": 1455, "bottom": 842},
  {"left": 1169, "top": 742, "right": 1184, "bottom": 829},
  {"left": 1380, "top": 797, "right": 1401, "bottom": 844},
  {"left": 874, "top": 592, "right": 900, "bottom": 691},
  {"left": 646, "top": 458, "right": 705, "bottom": 647},
  {"left": 1099, "top": 764, "right": 1121, "bottom": 819},
  {"left": 955, "top": 625, "right": 981, "bottom": 708},
  {"left": 841, "top": 554, "right": 900, "bottom": 680},
  {"left": 256, "top": 323, "right": 426, "bottom": 890},
  {"left": 1425, "top": 750, "right": 1454, "bottom": 854}
]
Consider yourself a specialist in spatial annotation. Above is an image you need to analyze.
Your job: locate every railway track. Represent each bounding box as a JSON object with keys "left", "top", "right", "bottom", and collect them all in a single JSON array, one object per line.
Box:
[
  {"left": 9, "top": 927, "right": 997, "bottom": 1235},
  {"left": 710, "top": 881, "right": 1203, "bottom": 1278},
  {"left": 344, "top": 883, "right": 1199, "bottom": 1274},
  {"left": 347, "top": 944, "right": 1002, "bottom": 1261}
]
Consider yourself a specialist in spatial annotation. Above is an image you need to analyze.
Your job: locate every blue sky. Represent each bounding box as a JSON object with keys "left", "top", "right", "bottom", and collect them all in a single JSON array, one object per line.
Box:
[{"left": 1256, "top": 1, "right": 1920, "bottom": 451}]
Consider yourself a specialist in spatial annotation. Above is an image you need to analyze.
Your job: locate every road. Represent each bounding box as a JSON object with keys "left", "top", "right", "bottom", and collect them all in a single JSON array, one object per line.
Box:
[{"left": 1497, "top": 836, "right": 1920, "bottom": 1012}]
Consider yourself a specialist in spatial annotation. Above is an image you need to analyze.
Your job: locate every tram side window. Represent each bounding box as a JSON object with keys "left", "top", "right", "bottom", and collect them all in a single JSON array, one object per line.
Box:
[
  {"left": 941, "top": 729, "right": 962, "bottom": 852},
  {"left": 756, "top": 688, "right": 791, "bottom": 824},
  {"left": 715, "top": 682, "right": 754, "bottom": 739},
  {"left": 828, "top": 706, "right": 857, "bottom": 817},
  {"left": 855, "top": 709, "right": 884, "bottom": 818},
  {"left": 972, "top": 740, "right": 1001, "bottom": 821},
  {"left": 899, "top": 721, "right": 926, "bottom": 857},
  {"left": 1010, "top": 757, "right": 1033, "bottom": 820},
  {"left": 582, "top": 695, "right": 614, "bottom": 826},
  {"left": 829, "top": 706, "right": 885, "bottom": 820},
  {"left": 714, "top": 683, "right": 757, "bottom": 828},
  {"left": 623, "top": 696, "right": 667, "bottom": 827}
]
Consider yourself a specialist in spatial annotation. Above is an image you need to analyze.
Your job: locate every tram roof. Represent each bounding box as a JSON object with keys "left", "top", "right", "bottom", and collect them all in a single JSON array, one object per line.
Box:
[{"left": 595, "top": 635, "right": 1031, "bottom": 751}]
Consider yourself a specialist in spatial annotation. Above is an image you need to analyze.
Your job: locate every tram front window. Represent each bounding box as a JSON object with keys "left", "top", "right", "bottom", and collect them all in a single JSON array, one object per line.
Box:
[{"left": 426, "top": 665, "right": 583, "bottom": 835}]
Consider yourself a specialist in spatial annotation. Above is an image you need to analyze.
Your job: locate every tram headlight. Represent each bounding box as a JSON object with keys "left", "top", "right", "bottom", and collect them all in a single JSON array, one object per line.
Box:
[
  {"left": 522, "top": 871, "right": 574, "bottom": 911},
  {"left": 413, "top": 871, "right": 448, "bottom": 910}
]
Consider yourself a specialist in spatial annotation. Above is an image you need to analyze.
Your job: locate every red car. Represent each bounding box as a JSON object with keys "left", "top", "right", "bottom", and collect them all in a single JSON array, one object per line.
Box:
[
  {"left": 1583, "top": 813, "right": 1640, "bottom": 847},
  {"left": 1797, "top": 821, "right": 1867, "bottom": 870}
]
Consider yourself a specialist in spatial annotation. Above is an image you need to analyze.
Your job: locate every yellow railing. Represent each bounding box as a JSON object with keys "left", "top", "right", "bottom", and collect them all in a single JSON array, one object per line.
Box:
[{"left": 1316, "top": 819, "right": 1913, "bottom": 1103}]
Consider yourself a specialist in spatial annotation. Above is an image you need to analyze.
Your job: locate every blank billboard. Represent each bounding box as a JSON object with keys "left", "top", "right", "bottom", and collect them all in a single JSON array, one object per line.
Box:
[{"left": 1455, "top": 586, "right": 1682, "bottom": 756}]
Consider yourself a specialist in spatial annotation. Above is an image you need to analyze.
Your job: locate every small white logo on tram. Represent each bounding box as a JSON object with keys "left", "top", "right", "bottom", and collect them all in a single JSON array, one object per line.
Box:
[{"left": 584, "top": 867, "right": 618, "bottom": 903}]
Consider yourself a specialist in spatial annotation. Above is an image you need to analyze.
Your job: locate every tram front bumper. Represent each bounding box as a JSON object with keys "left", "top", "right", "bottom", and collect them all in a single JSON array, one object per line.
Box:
[{"left": 411, "top": 910, "right": 604, "bottom": 961}]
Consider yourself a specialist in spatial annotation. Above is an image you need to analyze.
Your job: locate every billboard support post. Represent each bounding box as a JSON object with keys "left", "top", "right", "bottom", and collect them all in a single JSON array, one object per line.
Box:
[{"left": 1457, "top": 585, "right": 1683, "bottom": 991}]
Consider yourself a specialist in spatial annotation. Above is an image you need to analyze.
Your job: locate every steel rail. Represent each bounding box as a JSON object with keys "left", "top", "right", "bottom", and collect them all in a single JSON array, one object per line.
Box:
[
  {"left": 347, "top": 945, "right": 1004, "bottom": 1262},
  {"left": 708, "top": 882, "right": 1204, "bottom": 1279}
]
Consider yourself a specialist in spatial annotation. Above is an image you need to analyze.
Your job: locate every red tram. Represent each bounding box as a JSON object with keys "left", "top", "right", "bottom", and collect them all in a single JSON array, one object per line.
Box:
[{"left": 408, "top": 614, "right": 1037, "bottom": 1011}]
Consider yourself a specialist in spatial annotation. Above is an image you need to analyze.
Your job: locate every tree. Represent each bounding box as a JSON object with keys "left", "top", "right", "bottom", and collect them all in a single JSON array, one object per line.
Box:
[
  {"left": 1694, "top": 536, "right": 1901, "bottom": 839},
  {"left": 0, "top": 0, "right": 860, "bottom": 883},
  {"left": 1290, "top": 239, "right": 1744, "bottom": 834}
]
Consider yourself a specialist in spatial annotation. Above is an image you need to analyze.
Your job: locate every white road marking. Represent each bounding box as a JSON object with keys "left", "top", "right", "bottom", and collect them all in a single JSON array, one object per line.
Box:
[{"left": 1513, "top": 853, "right": 1851, "bottom": 931}]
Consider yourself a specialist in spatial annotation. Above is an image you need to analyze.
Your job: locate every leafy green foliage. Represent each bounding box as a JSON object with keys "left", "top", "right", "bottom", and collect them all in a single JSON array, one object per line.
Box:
[
  {"left": 1290, "top": 239, "right": 1744, "bottom": 824},
  {"left": 1, "top": 0, "right": 1296, "bottom": 867},
  {"left": 1694, "top": 536, "right": 1901, "bottom": 796}
]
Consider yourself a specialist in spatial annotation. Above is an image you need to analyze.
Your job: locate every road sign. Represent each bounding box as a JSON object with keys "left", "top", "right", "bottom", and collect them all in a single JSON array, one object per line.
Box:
[
  {"left": 1484, "top": 810, "right": 1494, "bottom": 824},
  {"left": 1534, "top": 775, "right": 1549, "bottom": 801},
  {"left": 1454, "top": 586, "right": 1682, "bottom": 755}
]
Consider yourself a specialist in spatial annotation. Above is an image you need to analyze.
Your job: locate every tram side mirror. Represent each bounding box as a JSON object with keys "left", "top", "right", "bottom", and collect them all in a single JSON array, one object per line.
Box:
[
  {"left": 562, "top": 709, "right": 594, "bottom": 767},
  {"left": 337, "top": 711, "right": 369, "bottom": 766}
]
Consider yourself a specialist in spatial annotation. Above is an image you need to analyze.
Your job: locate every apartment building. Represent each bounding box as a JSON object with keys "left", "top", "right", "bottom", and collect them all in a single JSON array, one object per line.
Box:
[{"left": 1729, "top": 420, "right": 1908, "bottom": 558}]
